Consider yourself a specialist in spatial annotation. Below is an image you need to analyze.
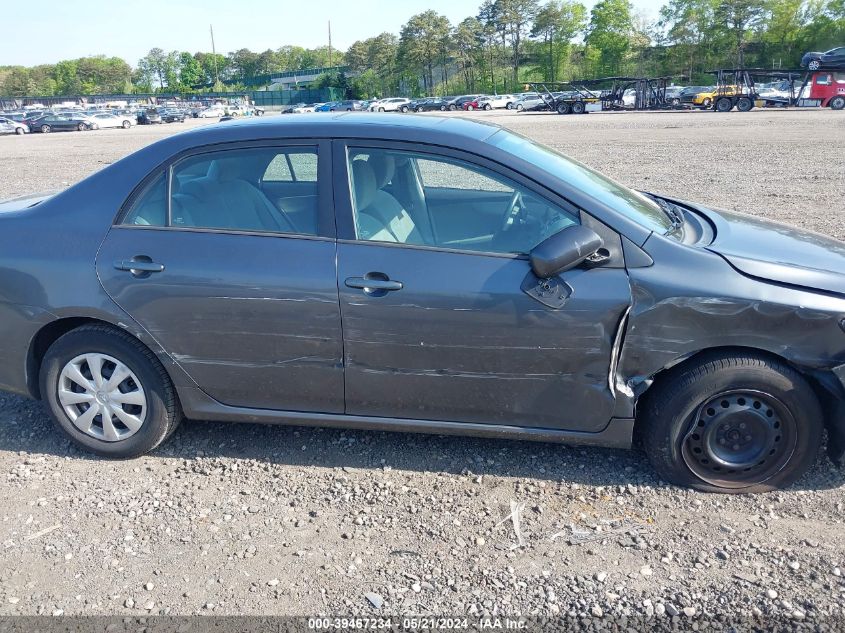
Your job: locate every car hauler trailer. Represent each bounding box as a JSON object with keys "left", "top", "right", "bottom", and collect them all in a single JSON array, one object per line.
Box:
[
  {"left": 526, "top": 82, "right": 602, "bottom": 114},
  {"left": 707, "top": 68, "right": 845, "bottom": 112},
  {"left": 586, "top": 76, "right": 687, "bottom": 111}
]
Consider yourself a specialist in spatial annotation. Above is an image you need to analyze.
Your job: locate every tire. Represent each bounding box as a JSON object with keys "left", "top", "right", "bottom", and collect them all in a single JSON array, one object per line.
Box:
[
  {"left": 40, "top": 325, "right": 182, "bottom": 459},
  {"left": 378, "top": 107, "right": 385, "bottom": 112},
  {"left": 449, "top": 104, "right": 457, "bottom": 111},
  {"left": 808, "top": 60, "right": 820, "bottom": 71},
  {"left": 15, "top": 127, "right": 25, "bottom": 135},
  {"left": 639, "top": 351, "right": 823, "bottom": 493},
  {"left": 557, "top": 102, "right": 571, "bottom": 115},
  {"left": 440, "top": 105, "right": 447, "bottom": 111},
  {"left": 466, "top": 105, "right": 474, "bottom": 111},
  {"left": 484, "top": 104, "right": 492, "bottom": 110},
  {"left": 516, "top": 103, "right": 524, "bottom": 111},
  {"left": 122, "top": 120, "right": 131, "bottom": 128},
  {"left": 830, "top": 95, "right": 845, "bottom": 110},
  {"left": 716, "top": 97, "right": 733, "bottom": 112},
  {"left": 736, "top": 96, "right": 754, "bottom": 112},
  {"left": 571, "top": 101, "right": 586, "bottom": 114},
  {"left": 506, "top": 102, "right": 514, "bottom": 110},
  {"left": 701, "top": 98, "right": 712, "bottom": 108},
  {"left": 41, "top": 125, "right": 51, "bottom": 133}
]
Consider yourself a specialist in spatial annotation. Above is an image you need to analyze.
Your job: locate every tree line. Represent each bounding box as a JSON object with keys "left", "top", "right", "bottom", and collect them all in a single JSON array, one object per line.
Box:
[{"left": 1, "top": 0, "right": 843, "bottom": 98}]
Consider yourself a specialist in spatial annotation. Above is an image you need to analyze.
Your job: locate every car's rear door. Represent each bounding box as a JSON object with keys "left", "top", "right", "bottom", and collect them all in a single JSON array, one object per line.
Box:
[
  {"left": 96, "top": 141, "right": 344, "bottom": 413},
  {"left": 334, "top": 142, "right": 632, "bottom": 431}
]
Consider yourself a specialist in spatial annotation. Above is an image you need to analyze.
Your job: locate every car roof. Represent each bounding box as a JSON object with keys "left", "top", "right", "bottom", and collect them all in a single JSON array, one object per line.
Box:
[{"left": 167, "top": 113, "right": 503, "bottom": 147}]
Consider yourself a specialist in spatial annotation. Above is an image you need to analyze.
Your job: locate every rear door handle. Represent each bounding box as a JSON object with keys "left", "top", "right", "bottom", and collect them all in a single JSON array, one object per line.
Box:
[
  {"left": 345, "top": 275, "right": 403, "bottom": 293},
  {"left": 114, "top": 257, "right": 164, "bottom": 276}
]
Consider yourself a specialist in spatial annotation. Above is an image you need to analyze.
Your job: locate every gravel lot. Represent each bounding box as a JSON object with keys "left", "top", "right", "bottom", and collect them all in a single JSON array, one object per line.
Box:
[{"left": 0, "top": 110, "right": 844, "bottom": 623}]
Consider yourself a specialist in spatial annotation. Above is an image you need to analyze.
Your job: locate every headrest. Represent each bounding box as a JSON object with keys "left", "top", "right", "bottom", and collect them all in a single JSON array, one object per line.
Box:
[
  {"left": 208, "top": 157, "right": 244, "bottom": 182},
  {"left": 367, "top": 153, "right": 395, "bottom": 189},
  {"left": 351, "top": 160, "right": 377, "bottom": 210}
]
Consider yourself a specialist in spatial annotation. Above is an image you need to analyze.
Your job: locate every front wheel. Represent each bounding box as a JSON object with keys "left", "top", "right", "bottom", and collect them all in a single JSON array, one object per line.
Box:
[
  {"left": 378, "top": 107, "right": 385, "bottom": 112},
  {"left": 40, "top": 325, "right": 182, "bottom": 458},
  {"left": 808, "top": 60, "right": 821, "bottom": 71},
  {"left": 516, "top": 103, "right": 524, "bottom": 111},
  {"left": 484, "top": 104, "right": 492, "bottom": 110},
  {"left": 557, "top": 102, "right": 571, "bottom": 115},
  {"left": 400, "top": 106, "right": 408, "bottom": 113},
  {"left": 77, "top": 123, "right": 87, "bottom": 131},
  {"left": 830, "top": 95, "right": 845, "bottom": 110},
  {"left": 41, "top": 125, "right": 51, "bottom": 133},
  {"left": 506, "top": 103, "right": 514, "bottom": 110},
  {"left": 15, "top": 127, "right": 25, "bottom": 135},
  {"left": 639, "top": 352, "right": 822, "bottom": 493},
  {"left": 122, "top": 120, "right": 131, "bottom": 129}
]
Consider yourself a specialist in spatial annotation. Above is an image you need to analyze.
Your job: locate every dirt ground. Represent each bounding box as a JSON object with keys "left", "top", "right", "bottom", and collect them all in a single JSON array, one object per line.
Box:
[{"left": 0, "top": 109, "right": 843, "bottom": 623}]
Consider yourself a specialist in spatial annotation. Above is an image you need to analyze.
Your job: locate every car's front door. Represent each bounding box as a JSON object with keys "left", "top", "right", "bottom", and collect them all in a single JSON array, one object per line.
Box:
[
  {"left": 335, "top": 144, "right": 632, "bottom": 431},
  {"left": 96, "top": 141, "right": 344, "bottom": 413}
]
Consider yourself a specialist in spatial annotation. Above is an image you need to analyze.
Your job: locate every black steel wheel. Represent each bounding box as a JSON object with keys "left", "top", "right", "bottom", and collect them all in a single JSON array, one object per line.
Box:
[
  {"left": 736, "top": 96, "right": 754, "bottom": 112},
  {"left": 716, "top": 97, "right": 734, "bottom": 112},
  {"left": 639, "top": 351, "right": 823, "bottom": 493},
  {"left": 830, "top": 95, "right": 845, "bottom": 110},
  {"left": 682, "top": 390, "right": 798, "bottom": 489}
]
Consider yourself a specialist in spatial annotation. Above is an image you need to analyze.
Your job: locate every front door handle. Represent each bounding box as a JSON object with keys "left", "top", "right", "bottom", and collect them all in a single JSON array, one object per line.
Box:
[{"left": 345, "top": 274, "right": 403, "bottom": 294}]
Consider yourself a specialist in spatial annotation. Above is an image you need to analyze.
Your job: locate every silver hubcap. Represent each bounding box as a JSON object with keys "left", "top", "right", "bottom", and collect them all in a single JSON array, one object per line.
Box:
[{"left": 58, "top": 353, "right": 147, "bottom": 442}]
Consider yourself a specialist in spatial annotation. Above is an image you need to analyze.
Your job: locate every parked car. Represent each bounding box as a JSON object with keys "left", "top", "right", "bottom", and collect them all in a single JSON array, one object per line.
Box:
[
  {"left": 691, "top": 85, "right": 742, "bottom": 109},
  {"left": 410, "top": 97, "right": 451, "bottom": 112},
  {"left": 197, "top": 107, "right": 224, "bottom": 118},
  {"left": 315, "top": 102, "right": 338, "bottom": 112},
  {"left": 293, "top": 103, "right": 318, "bottom": 113},
  {"left": 476, "top": 94, "right": 516, "bottom": 110},
  {"left": 137, "top": 109, "right": 163, "bottom": 125},
  {"left": 446, "top": 95, "right": 483, "bottom": 111},
  {"left": 89, "top": 113, "right": 133, "bottom": 129},
  {"left": 371, "top": 98, "right": 410, "bottom": 112},
  {"left": 160, "top": 109, "right": 186, "bottom": 123},
  {"left": 331, "top": 100, "right": 364, "bottom": 111},
  {"left": 28, "top": 114, "right": 93, "bottom": 133},
  {"left": 2, "top": 114, "right": 844, "bottom": 493},
  {"left": 0, "top": 116, "right": 28, "bottom": 135},
  {"left": 679, "top": 86, "right": 714, "bottom": 106},
  {"left": 801, "top": 47, "right": 845, "bottom": 70},
  {"left": 513, "top": 93, "right": 548, "bottom": 111}
]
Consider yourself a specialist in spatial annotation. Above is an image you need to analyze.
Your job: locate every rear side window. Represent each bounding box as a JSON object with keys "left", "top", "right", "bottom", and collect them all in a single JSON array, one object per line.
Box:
[
  {"left": 120, "top": 147, "right": 320, "bottom": 235},
  {"left": 122, "top": 172, "right": 166, "bottom": 226}
]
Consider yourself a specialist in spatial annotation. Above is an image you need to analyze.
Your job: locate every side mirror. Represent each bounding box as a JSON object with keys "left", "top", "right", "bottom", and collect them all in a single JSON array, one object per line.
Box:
[{"left": 530, "top": 225, "right": 604, "bottom": 279}]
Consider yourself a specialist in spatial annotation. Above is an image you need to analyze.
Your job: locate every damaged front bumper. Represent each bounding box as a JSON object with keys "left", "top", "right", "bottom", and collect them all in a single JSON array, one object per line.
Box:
[{"left": 822, "top": 363, "right": 845, "bottom": 466}]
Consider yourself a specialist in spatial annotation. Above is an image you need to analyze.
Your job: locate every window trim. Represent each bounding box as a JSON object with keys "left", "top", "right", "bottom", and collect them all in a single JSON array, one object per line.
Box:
[
  {"left": 334, "top": 139, "right": 583, "bottom": 256},
  {"left": 115, "top": 139, "right": 335, "bottom": 239}
]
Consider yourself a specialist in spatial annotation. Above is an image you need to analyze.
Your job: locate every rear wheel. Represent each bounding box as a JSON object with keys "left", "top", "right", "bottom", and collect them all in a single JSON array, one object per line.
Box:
[
  {"left": 378, "top": 107, "right": 385, "bottom": 112},
  {"left": 716, "top": 97, "right": 734, "bottom": 112},
  {"left": 15, "top": 127, "right": 25, "bottom": 135},
  {"left": 556, "top": 102, "right": 571, "bottom": 114},
  {"left": 77, "top": 122, "right": 86, "bottom": 131},
  {"left": 466, "top": 105, "right": 474, "bottom": 111},
  {"left": 400, "top": 106, "right": 409, "bottom": 113},
  {"left": 639, "top": 352, "right": 822, "bottom": 493},
  {"left": 736, "top": 96, "right": 754, "bottom": 112},
  {"left": 506, "top": 102, "right": 514, "bottom": 110},
  {"left": 808, "top": 60, "right": 821, "bottom": 71},
  {"left": 41, "top": 124, "right": 51, "bottom": 133},
  {"left": 516, "top": 103, "right": 524, "bottom": 111},
  {"left": 830, "top": 95, "right": 845, "bottom": 110},
  {"left": 122, "top": 120, "right": 131, "bottom": 128},
  {"left": 484, "top": 103, "right": 492, "bottom": 110},
  {"left": 439, "top": 105, "right": 447, "bottom": 111},
  {"left": 40, "top": 325, "right": 182, "bottom": 459},
  {"left": 571, "top": 101, "right": 586, "bottom": 114}
]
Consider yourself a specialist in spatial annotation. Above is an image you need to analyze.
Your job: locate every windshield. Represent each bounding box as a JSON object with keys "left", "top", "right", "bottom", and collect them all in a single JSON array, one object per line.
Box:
[{"left": 487, "top": 129, "right": 673, "bottom": 234}]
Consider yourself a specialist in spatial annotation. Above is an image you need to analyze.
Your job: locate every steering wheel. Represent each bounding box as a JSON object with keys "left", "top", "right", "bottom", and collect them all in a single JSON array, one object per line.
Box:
[{"left": 500, "top": 189, "right": 525, "bottom": 233}]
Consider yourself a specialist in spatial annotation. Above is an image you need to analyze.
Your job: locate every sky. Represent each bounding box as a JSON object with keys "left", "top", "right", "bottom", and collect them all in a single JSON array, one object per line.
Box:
[{"left": 0, "top": 0, "right": 666, "bottom": 67}]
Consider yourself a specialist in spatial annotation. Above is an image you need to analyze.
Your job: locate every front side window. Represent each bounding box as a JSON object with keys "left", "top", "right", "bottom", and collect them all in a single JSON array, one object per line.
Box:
[
  {"left": 121, "top": 147, "right": 320, "bottom": 235},
  {"left": 347, "top": 148, "right": 578, "bottom": 255}
]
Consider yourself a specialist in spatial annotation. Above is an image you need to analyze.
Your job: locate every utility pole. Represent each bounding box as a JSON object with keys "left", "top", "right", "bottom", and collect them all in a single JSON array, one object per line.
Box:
[
  {"left": 328, "top": 21, "right": 333, "bottom": 67},
  {"left": 210, "top": 24, "right": 220, "bottom": 87}
]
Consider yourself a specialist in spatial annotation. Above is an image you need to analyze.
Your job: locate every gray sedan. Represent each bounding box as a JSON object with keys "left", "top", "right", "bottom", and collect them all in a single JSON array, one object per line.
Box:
[{"left": 1, "top": 114, "right": 844, "bottom": 493}]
